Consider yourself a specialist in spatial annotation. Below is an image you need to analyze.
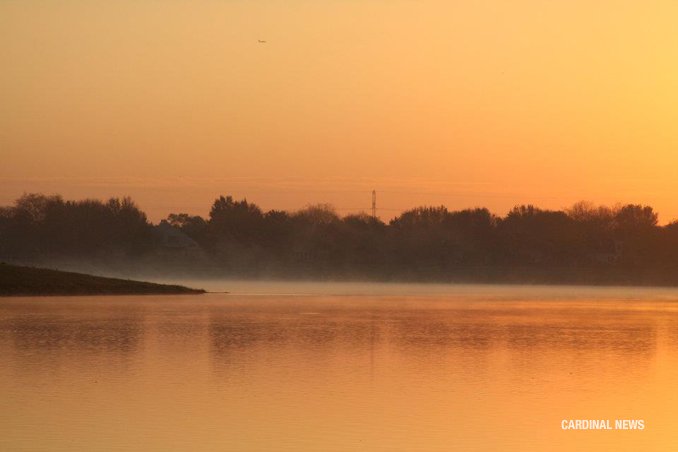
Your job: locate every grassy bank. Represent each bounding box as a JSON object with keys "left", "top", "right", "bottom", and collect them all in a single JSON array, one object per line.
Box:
[{"left": 0, "top": 263, "right": 205, "bottom": 297}]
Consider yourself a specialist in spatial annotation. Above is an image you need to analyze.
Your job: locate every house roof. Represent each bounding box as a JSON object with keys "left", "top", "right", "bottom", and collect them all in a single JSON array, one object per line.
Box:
[{"left": 153, "top": 221, "right": 200, "bottom": 249}]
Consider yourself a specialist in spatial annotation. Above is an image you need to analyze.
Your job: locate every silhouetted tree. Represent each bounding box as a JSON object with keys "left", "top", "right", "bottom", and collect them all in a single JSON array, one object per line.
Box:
[
  {"left": 339, "top": 213, "right": 388, "bottom": 269},
  {"left": 390, "top": 206, "right": 457, "bottom": 269},
  {"left": 0, "top": 193, "right": 151, "bottom": 259},
  {"left": 445, "top": 208, "right": 499, "bottom": 264},
  {"left": 613, "top": 204, "right": 659, "bottom": 265},
  {"left": 499, "top": 205, "right": 576, "bottom": 265},
  {"left": 209, "top": 195, "right": 264, "bottom": 244}
]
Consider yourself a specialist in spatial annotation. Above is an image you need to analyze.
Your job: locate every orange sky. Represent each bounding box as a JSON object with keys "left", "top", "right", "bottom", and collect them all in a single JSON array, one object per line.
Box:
[{"left": 2, "top": 1, "right": 678, "bottom": 222}]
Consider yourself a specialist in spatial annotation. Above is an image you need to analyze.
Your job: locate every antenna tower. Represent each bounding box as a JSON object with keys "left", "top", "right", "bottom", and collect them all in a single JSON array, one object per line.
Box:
[{"left": 372, "top": 190, "right": 377, "bottom": 218}]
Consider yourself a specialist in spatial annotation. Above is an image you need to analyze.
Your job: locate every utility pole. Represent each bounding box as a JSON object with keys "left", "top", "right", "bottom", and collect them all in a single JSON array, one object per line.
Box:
[{"left": 372, "top": 190, "right": 377, "bottom": 218}]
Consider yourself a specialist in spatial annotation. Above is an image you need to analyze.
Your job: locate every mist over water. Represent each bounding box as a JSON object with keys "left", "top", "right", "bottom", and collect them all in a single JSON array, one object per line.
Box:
[
  {"left": 162, "top": 277, "right": 678, "bottom": 299},
  {"left": 2, "top": 285, "right": 678, "bottom": 451}
]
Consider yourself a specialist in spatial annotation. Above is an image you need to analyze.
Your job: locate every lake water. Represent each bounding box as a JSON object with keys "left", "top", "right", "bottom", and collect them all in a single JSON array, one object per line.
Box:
[{"left": 2, "top": 282, "right": 678, "bottom": 451}]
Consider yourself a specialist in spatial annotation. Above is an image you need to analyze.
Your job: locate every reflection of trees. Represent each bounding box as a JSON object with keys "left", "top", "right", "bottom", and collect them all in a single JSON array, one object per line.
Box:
[
  {"left": 521, "top": 324, "right": 657, "bottom": 356},
  {"left": 209, "top": 318, "right": 289, "bottom": 351},
  {"left": 366, "top": 310, "right": 658, "bottom": 358},
  {"left": 208, "top": 307, "right": 660, "bottom": 359},
  {"left": 154, "top": 317, "right": 208, "bottom": 355},
  {"left": 390, "top": 317, "right": 495, "bottom": 351},
  {"left": 158, "top": 318, "right": 205, "bottom": 339},
  {"left": 9, "top": 315, "right": 143, "bottom": 354},
  {"left": 665, "top": 322, "right": 678, "bottom": 349},
  {"left": 208, "top": 313, "right": 383, "bottom": 359}
]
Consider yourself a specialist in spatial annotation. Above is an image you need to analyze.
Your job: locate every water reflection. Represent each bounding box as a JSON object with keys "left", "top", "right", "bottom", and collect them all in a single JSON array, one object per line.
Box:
[
  {"left": 210, "top": 319, "right": 291, "bottom": 350},
  {"left": 206, "top": 304, "right": 659, "bottom": 358},
  {"left": 1, "top": 294, "right": 677, "bottom": 452},
  {"left": 9, "top": 316, "right": 143, "bottom": 354},
  {"left": 391, "top": 319, "right": 496, "bottom": 350}
]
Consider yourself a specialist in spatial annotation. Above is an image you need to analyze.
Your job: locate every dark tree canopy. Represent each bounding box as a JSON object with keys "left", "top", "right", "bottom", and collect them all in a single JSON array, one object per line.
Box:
[
  {"left": 0, "top": 194, "right": 150, "bottom": 259},
  {"left": 2, "top": 193, "right": 678, "bottom": 284}
]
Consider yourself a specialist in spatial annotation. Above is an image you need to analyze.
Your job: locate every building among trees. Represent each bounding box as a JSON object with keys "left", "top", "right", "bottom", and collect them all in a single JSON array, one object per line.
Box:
[{"left": 153, "top": 221, "right": 203, "bottom": 259}]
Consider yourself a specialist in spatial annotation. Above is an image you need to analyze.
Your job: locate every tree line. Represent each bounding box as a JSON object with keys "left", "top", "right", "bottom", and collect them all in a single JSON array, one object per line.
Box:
[{"left": 2, "top": 193, "right": 678, "bottom": 283}]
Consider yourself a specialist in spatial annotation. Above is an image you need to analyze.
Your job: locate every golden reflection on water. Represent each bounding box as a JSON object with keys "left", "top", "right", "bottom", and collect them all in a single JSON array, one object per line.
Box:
[{"left": 1, "top": 292, "right": 678, "bottom": 451}]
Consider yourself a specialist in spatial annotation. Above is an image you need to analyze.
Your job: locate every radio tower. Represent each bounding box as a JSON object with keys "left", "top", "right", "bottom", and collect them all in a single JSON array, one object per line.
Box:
[{"left": 371, "top": 190, "right": 377, "bottom": 218}]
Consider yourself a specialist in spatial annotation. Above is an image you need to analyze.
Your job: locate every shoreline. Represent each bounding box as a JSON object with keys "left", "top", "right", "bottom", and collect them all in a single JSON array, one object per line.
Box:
[{"left": 0, "top": 264, "right": 206, "bottom": 297}]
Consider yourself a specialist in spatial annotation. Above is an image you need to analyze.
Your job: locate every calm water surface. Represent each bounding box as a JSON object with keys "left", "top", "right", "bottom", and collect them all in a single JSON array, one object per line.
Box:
[{"left": 2, "top": 282, "right": 678, "bottom": 451}]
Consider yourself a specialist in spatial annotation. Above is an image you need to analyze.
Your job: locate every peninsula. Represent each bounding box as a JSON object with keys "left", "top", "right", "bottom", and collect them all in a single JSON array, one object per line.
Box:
[{"left": 0, "top": 264, "right": 205, "bottom": 297}]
